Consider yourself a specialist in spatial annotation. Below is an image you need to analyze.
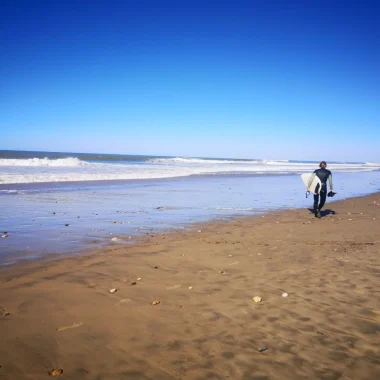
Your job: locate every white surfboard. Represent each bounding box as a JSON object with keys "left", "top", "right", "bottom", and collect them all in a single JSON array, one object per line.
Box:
[{"left": 301, "top": 173, "right": 322, "bottom": 194}]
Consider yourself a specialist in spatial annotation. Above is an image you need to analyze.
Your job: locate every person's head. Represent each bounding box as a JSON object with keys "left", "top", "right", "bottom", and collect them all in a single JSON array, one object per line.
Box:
[{"left": 319, "top": 161, "right": 327, "bottom": 168}]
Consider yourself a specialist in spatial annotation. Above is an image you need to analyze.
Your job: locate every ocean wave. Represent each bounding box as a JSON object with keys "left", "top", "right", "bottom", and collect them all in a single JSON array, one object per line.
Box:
[
  {"left": 0, "top": 157, "right": 87, "bottom": 167},
  {"left": 261, "top": 160, "right": 290, "bottom": 164},
  {"left": 148, "top": 157, "right": 286, "bottom": 164},
  {"left": 365, "top": 162, "right": 380, "bottom": 167},
  {"left": 0, "top": 189, "right": 20, "bottom": 193},
  {"left": 0, "top": 156, "right": 379, "bottom": 184}
]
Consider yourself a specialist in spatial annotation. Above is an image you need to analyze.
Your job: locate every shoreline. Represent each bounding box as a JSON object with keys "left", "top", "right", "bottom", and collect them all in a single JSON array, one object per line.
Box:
[
  {"left": 0, "top": 191, "right": 379, "bottom": 269},
  {"left": 1, "top": 171, "right": 379, "bottom": 265},
  {"left": 1, "top": 193, "right": 379, "bottom": 379},
  {"left": 0, "top": 190, "right": 378, "bottom": 269}
]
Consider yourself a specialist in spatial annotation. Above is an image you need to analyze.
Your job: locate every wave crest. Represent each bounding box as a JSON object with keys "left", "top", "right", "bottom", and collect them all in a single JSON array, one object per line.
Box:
[
  {"left": 0, "top": 157, "right": 86, "bottom": 167},
  {"left": 149, "top": 157, "right": 265, "bottom": 164}
]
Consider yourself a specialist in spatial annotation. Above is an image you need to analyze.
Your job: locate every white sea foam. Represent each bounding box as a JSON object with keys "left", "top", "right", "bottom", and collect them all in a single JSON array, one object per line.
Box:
[
  {"left": 365, "top": 162, "right": 380, "bottom": 167},
  {"left": 0, "top": 189, "right": 20, "bottom": 193},
  {"left": 149, "top": 157, "right": 262, "bottom": 164},
  {"left": 0, "top": 156, "right": 379, "bottom": 184},
  {"left": 0, "top": 157, "right": 85, "bottom": 167}
]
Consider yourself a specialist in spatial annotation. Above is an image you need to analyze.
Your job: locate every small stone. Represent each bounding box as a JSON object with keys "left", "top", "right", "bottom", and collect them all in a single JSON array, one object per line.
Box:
[
  {"left": 282, "top": 292, "right": 288, "bottom": 297},
  {"left": 219, "top": 270, "right": 226, "bottom": 274},
  {"left": 252, "top": 296, "right": 262, "bottom": 303},
  {"left": 189, "top": 286, "right": 193, "bottom": 290},
  {"left": 258, "top": 252, "right": 262, "bottom": 256},
  {"left": 131, "top": 282, "right": 137, "bottom": 286},
  {"left": 153, "top": 266, "right": 158, "bottom": 269},
  {"left": 109, "top": 288, "right": 117, "bottom": 293},
  {"left": 258, "top": 346, "right": 268, "bottom": 352},
  {"left": 1, "top": 234, "right": 7, "bottom": 238},
  {"left": 2, "top": 312, "right": 10, "bottom": 317},
  {"left": 50, "top": 368, "right": 63, "bottom": 376},
  {"left": 152, "top": 300, "right": 160, "bottom": 305},
  {"left": 64, "top": 224, "right": 69, "bottom": 227},
  {"left": 197, "top": 230, "right": 202, "bottom": 233},
  {"left": 136, "top": 277, "right": 142, "bottom": 281}
]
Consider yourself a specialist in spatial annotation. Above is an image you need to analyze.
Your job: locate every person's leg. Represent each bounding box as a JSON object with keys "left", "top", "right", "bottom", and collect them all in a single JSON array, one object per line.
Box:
[
  {"left": 319, "top": 189, "right": 327, "bottom": 210},
  {"left": 313, "top": 193, "right": 319, "bottom": 216}
]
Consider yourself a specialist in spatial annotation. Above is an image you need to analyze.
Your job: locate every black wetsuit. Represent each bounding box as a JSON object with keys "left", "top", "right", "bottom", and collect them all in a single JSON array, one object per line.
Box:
[{"left": 312, "top": 168, "right": 333, "bottom": 211}]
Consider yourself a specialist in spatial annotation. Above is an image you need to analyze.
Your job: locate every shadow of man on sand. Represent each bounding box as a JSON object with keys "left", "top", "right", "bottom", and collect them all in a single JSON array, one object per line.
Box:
[{"left": 308, "top": 208, "right": 336, "bottom": 218}]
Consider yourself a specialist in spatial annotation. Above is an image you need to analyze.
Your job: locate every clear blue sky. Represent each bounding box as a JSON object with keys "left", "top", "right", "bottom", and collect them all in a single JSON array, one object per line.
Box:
[{"left": 1, "top": 0, "right": 379, "bottom": 161}]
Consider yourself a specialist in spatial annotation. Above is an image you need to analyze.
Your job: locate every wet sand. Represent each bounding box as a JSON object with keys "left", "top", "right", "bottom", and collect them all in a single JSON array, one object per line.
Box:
[{"left": 1, "top": 193, "right": 380, "bottom": 379}]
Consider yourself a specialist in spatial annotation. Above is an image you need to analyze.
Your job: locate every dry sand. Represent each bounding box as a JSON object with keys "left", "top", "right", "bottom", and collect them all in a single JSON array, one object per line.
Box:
[{"left": 1, "top": 194, "right": 380, "bottom": 379}]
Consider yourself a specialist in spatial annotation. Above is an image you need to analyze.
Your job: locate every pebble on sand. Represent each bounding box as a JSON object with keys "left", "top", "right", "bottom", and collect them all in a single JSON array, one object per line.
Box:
[
  {"left": 252, "top": 296, "right": 262, "bottom": 303},
  {"left": 282, "top": 292, "right": 288, "bottom": 297},
  {"left": 258, "top": 346, "right": 268, "bottom": 352},
  {"left": 50, "top": 369, "right": 63, "bottom": 376},
  {"left": 189, "top": 286, "right": 193, "bottom": 290},
  {"left": 109, "top": 288, "right": 117, "bottom": 293},
  {"left": 152, "top": 300, "right": 160, "bottom": 305}
]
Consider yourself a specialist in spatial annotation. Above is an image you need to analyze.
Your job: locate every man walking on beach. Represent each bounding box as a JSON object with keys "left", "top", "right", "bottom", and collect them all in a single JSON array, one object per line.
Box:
[{"left": 308, "top": 161, "right": 334, "bottom": 218}]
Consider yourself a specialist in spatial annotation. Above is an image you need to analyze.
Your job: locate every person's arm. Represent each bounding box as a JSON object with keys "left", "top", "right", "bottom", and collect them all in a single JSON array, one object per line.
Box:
[
  {"left": 307, "top": 173, "right": 316, "bottom": 189},
  {"left": 328, "top": 174, "right": 333, "bottom": 191}
]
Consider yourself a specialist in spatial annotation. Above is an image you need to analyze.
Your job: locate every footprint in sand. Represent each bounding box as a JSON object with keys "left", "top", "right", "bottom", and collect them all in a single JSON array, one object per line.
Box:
[{"left": 166, "top": 284, "right": 182, "bottom": 290}]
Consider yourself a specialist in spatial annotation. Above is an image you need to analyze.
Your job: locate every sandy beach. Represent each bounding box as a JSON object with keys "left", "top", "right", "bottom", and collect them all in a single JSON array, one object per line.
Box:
[{"left": 1, "top": 193, "right": 380, "bottom": 379}]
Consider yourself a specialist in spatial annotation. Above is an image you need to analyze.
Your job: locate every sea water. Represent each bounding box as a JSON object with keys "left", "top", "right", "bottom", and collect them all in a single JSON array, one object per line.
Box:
[{"left": 0, "top": 151, "right": 379, "bottom": 264}]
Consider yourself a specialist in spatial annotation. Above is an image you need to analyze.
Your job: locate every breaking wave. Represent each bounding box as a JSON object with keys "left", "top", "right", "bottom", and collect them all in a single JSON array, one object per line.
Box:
[
  {"left": 0, "top": 155, "right": 379, "bottom": 185},
  {"left": 0, "top": 157, "right": 86, "bottom": 167}
]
